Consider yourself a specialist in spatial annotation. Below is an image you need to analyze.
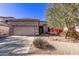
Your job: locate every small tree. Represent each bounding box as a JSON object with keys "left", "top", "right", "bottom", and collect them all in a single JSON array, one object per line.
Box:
[{"left": 46, "top": 3, "right": 79, "bottom": 39}]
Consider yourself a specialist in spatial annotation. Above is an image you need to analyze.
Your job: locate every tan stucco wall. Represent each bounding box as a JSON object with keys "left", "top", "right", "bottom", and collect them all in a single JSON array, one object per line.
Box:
[{"left": 0, "top": 26, "right": 9, "bottom": 36}]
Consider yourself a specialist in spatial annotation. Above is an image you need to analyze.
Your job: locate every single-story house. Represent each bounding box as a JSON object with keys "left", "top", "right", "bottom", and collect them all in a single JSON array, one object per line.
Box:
[{"left": 7, "top": 18, "right": 46, "bottom": 36}]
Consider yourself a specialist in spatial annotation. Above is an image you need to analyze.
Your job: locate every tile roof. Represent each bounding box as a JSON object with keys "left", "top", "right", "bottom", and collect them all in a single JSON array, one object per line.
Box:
[{"left": 7, "top": 18, "right": 40, "bottom": 22}]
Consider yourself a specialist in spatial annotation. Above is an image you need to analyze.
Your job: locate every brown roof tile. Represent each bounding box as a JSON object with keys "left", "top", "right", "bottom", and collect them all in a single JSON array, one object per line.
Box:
[
  {"left": 7, "top": 18, "right": 40, "bottom": 22},
  {"left": 15, "top": 18, "right": 39, "bottom": 22}
]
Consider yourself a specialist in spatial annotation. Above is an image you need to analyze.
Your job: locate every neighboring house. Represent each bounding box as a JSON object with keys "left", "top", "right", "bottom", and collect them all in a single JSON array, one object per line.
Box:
[
  {"left": 0, "top": 16, "right": 15, "bottom": 37},
  {"left": 0, "top": 16, "right": 15, "bottom": 22},
  {"left": 0, "top": 22, "right": 9, "bottom": 37},
  {"left": 76, "top": 26, "right": 79, "bottom": 32},
  {"left": 64, "top": 26, "right": 79, "bottom": 32}
]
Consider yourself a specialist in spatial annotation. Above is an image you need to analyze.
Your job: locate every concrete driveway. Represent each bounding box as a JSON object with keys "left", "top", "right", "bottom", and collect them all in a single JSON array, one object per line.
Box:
[{"left": 0, "top": 36, "right": 34, "bottom": 56}]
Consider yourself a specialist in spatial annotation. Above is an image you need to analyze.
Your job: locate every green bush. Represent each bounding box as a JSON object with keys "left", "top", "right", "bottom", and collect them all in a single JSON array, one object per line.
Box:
[
  {"left": 33, "top": 38, "right": 46, "bottom": 48},
  {"left": 33, "top": 38, "right": 55, "bottom": 50}
]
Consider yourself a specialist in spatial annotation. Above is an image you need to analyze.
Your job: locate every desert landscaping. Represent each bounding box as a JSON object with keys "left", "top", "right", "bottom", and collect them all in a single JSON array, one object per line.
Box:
[
  {"left": 28, "top": 36, "right": 79, "bottom": 55},
  {"left": 1, "top": 35, "right": 79, "bottom": 55}
]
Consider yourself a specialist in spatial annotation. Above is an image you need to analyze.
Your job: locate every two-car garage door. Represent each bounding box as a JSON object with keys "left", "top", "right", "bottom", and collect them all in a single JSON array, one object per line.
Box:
[{"left": 13, "top": 26, "right": 38, "bottom": 35}]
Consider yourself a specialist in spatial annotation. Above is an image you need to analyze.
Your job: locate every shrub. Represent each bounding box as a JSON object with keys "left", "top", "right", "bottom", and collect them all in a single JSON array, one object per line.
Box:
[
  {"left": 66, "top": 31, "right": 79, "bottom": 39},
  {"left": 33, "top": 38, "right": 55, "bottom": 50},
  {"left": 33, "top": 38, "right": 46, "bottom": 48}
]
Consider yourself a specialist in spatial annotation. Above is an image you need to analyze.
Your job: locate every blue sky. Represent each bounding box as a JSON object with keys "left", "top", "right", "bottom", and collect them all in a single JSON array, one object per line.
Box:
[{"left": 0, "top": 3, "right": 48, "bottom": 21}]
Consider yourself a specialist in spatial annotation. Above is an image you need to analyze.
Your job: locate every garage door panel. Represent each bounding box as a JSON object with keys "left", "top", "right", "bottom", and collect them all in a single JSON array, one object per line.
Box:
[{"left": 13, "top": 27, "right": 36, "bottom": 35}]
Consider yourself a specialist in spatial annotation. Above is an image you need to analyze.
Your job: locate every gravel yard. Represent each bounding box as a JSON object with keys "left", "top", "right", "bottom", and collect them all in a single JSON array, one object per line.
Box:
[{"left": 29, "top": 36, "right": 79, "bottom": 55}]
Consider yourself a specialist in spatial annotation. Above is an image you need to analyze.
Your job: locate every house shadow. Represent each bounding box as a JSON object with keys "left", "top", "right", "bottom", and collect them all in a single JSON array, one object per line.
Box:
[{"left": 0, "top": 37, "right": 31, "bottom": 56}]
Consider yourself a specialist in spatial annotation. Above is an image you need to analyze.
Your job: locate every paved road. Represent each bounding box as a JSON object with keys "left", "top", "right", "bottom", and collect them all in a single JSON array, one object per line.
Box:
[{"left": 0, "top": 36, "right": 34, "bottom": 56}]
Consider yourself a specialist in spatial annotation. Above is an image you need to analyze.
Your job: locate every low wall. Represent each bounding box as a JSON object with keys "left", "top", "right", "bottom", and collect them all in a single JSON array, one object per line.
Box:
[{"left": 0, "top": 26, "right": 9, "bottom": 37}]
